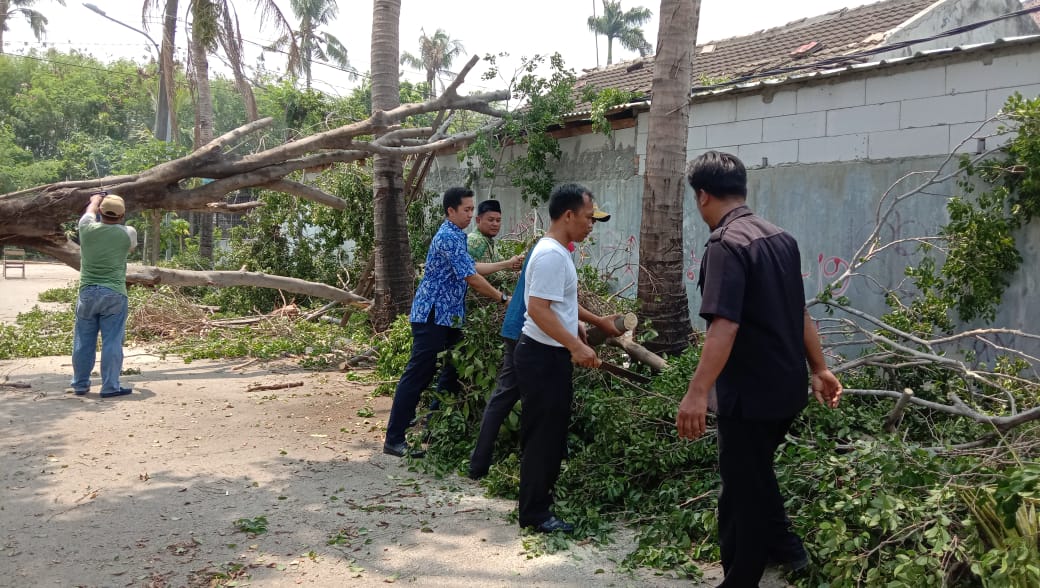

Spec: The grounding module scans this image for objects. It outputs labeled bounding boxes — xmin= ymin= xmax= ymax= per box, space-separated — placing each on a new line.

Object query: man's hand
xmin=89 ymin=194 xmax=104 ymax=205
xmin=508 ymin=254 xmax=524 ymax=271
xmin=596 ymin=314 xmax=624 ymax=338
xmin=569 ymin=342 xmax=600 ymax=368
xmin=677 ymin=384 xmax=709 ymax=439
xmin=578 ymin=323 xmax=588 ymax=344
xmin=811 ymin=369 xmax=843 ymax=408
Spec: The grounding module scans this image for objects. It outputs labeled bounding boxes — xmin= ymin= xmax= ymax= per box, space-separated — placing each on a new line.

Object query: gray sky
xmin=4 ymin=0 xmax=863 ymax=96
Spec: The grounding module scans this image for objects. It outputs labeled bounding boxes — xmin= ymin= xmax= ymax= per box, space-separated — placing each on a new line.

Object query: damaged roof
xmin=572 ymin=0 xmax=938 ymax=109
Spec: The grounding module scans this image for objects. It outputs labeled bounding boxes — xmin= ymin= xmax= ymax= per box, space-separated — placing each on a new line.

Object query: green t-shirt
xmin=78 ymin=214 xmax=135 ymax=296
xmin=467 ymin=230 xmax=499 ymax=263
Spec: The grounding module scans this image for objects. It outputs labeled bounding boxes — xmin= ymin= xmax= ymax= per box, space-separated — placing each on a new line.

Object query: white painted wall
xmin=630 ymin=39 xmax=1040 ymax=171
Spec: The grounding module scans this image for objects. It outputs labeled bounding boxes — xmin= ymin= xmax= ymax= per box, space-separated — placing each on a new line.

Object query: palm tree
xmin=180 ymin=0 xmax=292 ymax=259
xmin=400 ymin=28 xmax=465 ymax=99
xmin=0 ymin=0 xmax=66 ymax=54
xmin=370 ymin=0 xmax=414 ymax=330
xmin=636 ymin=0 xmax=699 ymax=353
xmin=267 ymin=0 xmax=350 ymax=90
xmin=587 ymin=0 xmax=653 ymax=65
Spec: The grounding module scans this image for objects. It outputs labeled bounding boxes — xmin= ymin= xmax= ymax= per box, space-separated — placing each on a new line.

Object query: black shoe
xmin=467 ymin=468 xmax=488 ymax=481
xmin=382 ymin=441 xmax=425 ymax=458
xmin=533 ymin=516 xmax=574 ymax=534
xmin=100 ymin=387 xmax=132 ymax=398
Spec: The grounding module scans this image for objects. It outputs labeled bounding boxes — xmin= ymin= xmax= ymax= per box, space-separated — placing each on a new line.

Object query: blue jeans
xmin=71 ymin=285 xmax=129 ymax=394
xmin=384 ymin=319 xmax=463 ymax=445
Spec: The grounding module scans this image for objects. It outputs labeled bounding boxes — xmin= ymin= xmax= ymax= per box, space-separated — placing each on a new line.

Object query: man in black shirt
xmin=677 ymin=151 xmax=842 ymax=586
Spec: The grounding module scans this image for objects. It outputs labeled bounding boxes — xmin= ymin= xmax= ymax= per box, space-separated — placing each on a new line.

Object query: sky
xmin=2 ymin=0 xmax=869 ymax=96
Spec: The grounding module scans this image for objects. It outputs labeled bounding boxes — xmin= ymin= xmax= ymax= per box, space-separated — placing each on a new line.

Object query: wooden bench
xmin=2 ymin=247 xmax=26 ymax=279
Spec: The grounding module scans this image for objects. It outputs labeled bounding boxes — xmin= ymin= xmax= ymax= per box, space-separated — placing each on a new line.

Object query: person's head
xmin=442 ymin=187 xmax=475 ymax=229
xmin=474 ymin=199 xmax=502 ymax=238
xmin=686 ymin=151 xmax=747 ymax=227
xmin=548 ymin=183 xmax=598 ymax=244
xmin=99 ymin=194 xmax=126 ymax=224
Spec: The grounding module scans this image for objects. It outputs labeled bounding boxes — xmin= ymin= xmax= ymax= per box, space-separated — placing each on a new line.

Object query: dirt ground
xmin=1 ymin=265 xmax=789 ymax=587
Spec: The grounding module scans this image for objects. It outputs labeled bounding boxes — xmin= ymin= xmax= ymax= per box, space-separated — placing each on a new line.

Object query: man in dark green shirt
xmin=70 ymin=193 xmax=137 ymax=398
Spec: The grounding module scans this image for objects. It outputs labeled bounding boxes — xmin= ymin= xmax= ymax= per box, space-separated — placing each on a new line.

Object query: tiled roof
xmin=572 ymin=0 xmax=938 ymax=110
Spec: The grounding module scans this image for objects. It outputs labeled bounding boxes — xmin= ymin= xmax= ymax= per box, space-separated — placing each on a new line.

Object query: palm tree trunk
xmin=636 ymin=0 xmax=700 ymax=354
xmin=607 ymin=36 xmax=613 ymax=65
xmin=190 ymin=33 xmax=216 ymax=262
xmin=370 ymin=0 xmax=414 ymax=331
xmin=427 ymin=69 xmax=436 ymax=99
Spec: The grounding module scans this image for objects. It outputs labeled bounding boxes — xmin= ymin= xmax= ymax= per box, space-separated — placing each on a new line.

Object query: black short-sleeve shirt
xmin=698 ymin=205 xmax=809 ymax=420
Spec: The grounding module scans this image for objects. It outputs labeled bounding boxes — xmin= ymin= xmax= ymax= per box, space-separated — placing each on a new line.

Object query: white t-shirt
xmin=521 ymin=237 xmax=578 ymax=347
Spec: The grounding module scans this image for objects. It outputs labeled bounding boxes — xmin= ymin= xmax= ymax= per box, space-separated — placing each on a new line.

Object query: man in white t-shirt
xmin=514 ymin=183 xmax=608 ymax=534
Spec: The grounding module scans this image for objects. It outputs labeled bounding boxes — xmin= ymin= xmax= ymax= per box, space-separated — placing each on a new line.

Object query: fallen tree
xmin=0 ymin=56 xmax=508 ymax=305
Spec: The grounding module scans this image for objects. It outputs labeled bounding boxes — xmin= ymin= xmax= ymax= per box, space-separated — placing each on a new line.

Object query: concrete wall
xmin=426 ymin=38 xmax=1040 ymax=338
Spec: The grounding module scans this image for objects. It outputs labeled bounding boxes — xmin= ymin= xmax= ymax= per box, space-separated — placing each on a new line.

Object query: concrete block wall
xmin=630 ymin=41 xmax=1040 ymax=168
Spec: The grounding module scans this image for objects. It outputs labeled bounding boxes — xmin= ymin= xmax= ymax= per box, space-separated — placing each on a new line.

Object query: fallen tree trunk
xmin=127 ymin=266 xmax=370 ymax=307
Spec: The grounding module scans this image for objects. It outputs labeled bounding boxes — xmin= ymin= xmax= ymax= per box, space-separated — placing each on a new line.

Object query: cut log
xmin=606 ymin=336 xmax=668 ymax=372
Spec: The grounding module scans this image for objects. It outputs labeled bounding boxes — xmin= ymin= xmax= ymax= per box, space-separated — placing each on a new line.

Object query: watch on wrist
xmin=500 ymin=292 xmax=509 ymax=304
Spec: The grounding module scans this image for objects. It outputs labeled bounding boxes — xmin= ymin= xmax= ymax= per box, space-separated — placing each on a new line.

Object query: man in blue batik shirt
xmin=383 ymin=187 xmax=520 ymax=458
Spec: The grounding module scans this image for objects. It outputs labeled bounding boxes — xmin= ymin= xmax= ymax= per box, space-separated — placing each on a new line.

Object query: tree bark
xmin=189 ymin=26 xmax=216 ymax=262
xmin=369 ymin=0 xmax=415 ymax=332
xmin=636 ymin=0 xmax=699 ymax=354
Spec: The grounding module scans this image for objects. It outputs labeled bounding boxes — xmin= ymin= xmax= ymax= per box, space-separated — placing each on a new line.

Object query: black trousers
xmin=514 ymin=334 xmax=573 ymax=528
xmin=716 ymin=414 xmax=803 ymax=587
xmin=470 ymin=337 xmax=519 ymax=476
xmin=384 ymin=317 xmax=463 ymax=446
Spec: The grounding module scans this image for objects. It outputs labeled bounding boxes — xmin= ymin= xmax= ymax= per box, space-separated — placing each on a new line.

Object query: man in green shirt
xmin=70 ymin=193 xmax=137 ymax=398
xmin=467 ymin=199 xmax=504 ymax=263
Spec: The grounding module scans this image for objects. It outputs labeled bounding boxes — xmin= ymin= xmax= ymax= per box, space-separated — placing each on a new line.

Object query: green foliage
xmin=233 ymin=515 xmax=268 ymax=535
xmin=0 ymin=306 xmax=75 ymax=359
xmin=581 ymin=87 xmax=642 ymax=135
xmin=162 ymin=318 xmax=351 ymax=368
xmin=37 ymin=282 xmax=79 ymax=303
xmin=464 ymin=53 xmax=577 ymax=204
xmin=374 ymin=314 xmax=416 ymax=396
xmin=896 ymin=94 xmax=1040 ymax=324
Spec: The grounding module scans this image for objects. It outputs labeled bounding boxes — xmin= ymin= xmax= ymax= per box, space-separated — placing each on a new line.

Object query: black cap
xmin=477 ymin=200 xmax=501 ymax=215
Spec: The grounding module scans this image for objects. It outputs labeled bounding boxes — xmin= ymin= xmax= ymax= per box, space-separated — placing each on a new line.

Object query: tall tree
xmin=184 ymin=0 xmax=291 ymax=259
xmin=400 ymin=28 xmax=465 ymax=99
xmin=587 ymin=0 xmax=653 ymax=65
xmin=370 ymin=0 xmax=414 ymax=330
xmin=0 ymin=0 xmax=65 ymax=54
xmin=636 ymin=0 xmax=698 ymax=354
xmin=267 ymin=0 xmax=350 ymax=90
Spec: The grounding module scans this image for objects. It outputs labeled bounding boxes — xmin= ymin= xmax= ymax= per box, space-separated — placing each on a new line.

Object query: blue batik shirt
xmin=409 ymin=219 xmax=477 ymax=327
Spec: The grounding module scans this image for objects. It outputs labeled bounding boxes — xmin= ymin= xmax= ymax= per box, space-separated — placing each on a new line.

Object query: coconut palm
xmin=370 ymin=0 xmax=414 ymax=330
xmin=587 ymin=0 xmax=653 ymax=65
xmin=400 ymin=28 xmax=466 ymax=99
xmin=267 ymin=0 xmax=350 ymax=90
xmin=636 ymin=0 xmax=700 ymax=353
xmin=0 ymin=0 xmax=66 ymax=54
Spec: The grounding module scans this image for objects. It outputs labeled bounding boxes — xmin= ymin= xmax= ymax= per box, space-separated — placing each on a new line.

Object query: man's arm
xmin=126 ymin=226 xmax=138 ymax=253
xmin=475 ymin=254 xmax=523 ymax=276
xmin=677 ymin=317 xmax=739 ymax=440
xmin=464 ymin=272 xmax=508 ymax=303
xmin=578 ymin=307 xmax=623 ymax=338
xmin=804 ymin=310 xmax=842 ymax=408
xmin=527 ymin=296 xmax=599 ymax=368
xmin=79 ymin=194 xmax=104 ymax=227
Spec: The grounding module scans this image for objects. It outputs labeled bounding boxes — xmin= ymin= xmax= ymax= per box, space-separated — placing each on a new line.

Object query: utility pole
xmin=82 ymin=3 xmax=171 ymax=141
